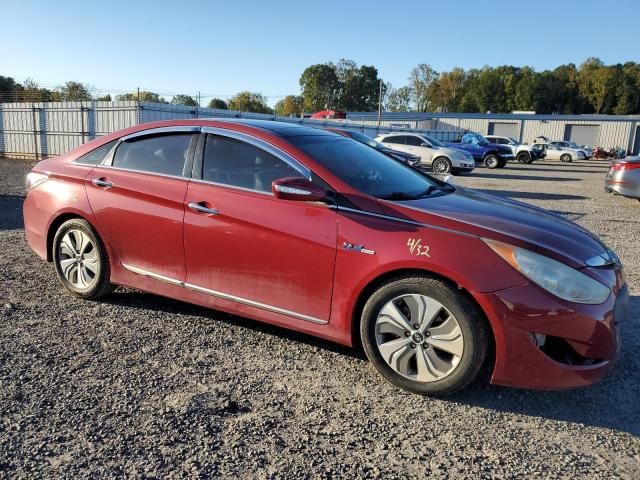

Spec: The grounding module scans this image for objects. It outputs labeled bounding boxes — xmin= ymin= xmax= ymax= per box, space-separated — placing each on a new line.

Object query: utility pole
xmin=377 ymin=79 xmax=383 ymax=127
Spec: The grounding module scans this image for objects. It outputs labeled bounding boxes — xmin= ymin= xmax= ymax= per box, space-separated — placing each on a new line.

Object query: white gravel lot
xmin=0 ymin=156 xmax=638 ymax=479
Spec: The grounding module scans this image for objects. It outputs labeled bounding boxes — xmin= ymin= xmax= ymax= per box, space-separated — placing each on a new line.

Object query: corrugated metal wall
xmin=2 ymin=101 xmax=639 ymax=158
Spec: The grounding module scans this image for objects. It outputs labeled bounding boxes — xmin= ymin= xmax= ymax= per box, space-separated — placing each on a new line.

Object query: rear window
xmin=74 ymin=140 xmax=117 ymax=165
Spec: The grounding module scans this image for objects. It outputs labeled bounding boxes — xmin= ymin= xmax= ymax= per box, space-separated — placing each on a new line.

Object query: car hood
xmin=379 ymin=186 xmax=606 ymax=268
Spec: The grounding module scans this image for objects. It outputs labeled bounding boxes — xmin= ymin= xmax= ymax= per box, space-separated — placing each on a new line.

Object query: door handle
xmin=188 ymin=202 xmax=219 ymax=216
xmin=92 ymin=178 xmax=113 ymax=188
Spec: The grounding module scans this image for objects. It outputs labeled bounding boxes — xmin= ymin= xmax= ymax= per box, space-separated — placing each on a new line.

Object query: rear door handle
xmin=188 ymin=202 xmax=219 ymax=216
xmin=92 ymin=178 xmax=113 ymax=188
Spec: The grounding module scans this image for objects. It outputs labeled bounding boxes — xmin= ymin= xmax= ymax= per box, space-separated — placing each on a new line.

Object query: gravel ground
xmin=0 ymin=156 xmax=639 ymax=479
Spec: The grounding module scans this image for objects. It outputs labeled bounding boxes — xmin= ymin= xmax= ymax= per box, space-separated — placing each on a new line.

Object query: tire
xmin=360 ymin=275 xmax=490 ymax=396
xmin=431 ymin=157 xmax=452 ymax=174
xmin=560 ymin=153 xmax=572 ymax=163
xmin=484 ymin=154 xmax=499 ymax=169
xmin=52 ymin=218 xmax=115 ymax=299
xmin=516 ymin=152 xmax=531 ymax=164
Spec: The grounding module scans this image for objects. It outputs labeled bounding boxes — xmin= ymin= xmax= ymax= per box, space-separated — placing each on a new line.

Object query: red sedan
xmin=23 ymin=119 xmax=629 ymax=395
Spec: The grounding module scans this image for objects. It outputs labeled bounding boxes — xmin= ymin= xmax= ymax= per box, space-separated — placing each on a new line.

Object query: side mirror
xmin=272 ymin=177 xmax=327 ymax=202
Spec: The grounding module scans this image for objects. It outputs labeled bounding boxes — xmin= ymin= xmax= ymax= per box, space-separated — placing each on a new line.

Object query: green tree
xmin=207 ymin=98 xmax=228 ymax=109
xmin=408 ymin=64 xmax=439 ymax=111
xmin=57 ymin=81 xmax=93 ymax=101
xmin=171 ymin=94 xmax=198 ymax=106
xmin=299 ymin=63 xmax=340 ymax=112
xmin=434 ymin=67 xmax=465 ymax=111
xmin=228 ymin=91 xmax=272 ymax=113
xmin=274 ymin=95 xmax=304 ymax=116
xmin=96 ymin=94 xmax=112 ymax=101
xmin=116 ymin=91 xmax=167 ymax=103
xmin=385 ymin=85 xmax=413 ymax=112
xmin=334 ymin=59 xmax=382 ymax=111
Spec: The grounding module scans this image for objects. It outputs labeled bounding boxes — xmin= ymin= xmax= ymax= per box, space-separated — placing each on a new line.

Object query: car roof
xmin=215 ymin=118 xmax=335 ymax=137
xmin=378 ymin=132 xmax=422 ymax=137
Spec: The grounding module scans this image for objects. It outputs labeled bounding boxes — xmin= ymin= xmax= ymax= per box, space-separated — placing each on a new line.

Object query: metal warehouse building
xmin=347 ymin=112 xmax=640 ymax=154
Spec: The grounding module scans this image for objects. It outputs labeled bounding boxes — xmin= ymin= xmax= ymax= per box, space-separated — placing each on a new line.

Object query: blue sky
xmin=2 ymin=0 xmax=639 ymax=105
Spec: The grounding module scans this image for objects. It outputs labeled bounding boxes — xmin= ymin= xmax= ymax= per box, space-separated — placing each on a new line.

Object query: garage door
xmin=488 ymin=122 xmax=518 ymax=138
xmin=564 ymin=124 xmax=599 ymax=147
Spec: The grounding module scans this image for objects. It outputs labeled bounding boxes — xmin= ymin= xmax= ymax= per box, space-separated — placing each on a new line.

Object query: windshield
xmin=287 ymin=135 xmax=449 ymax=200
xmin=347 ymin=130 xmax=387 ymax=149
xmin=463 ymin=133 xmax=489 ymax=146
xmin=422 ymin=134 xmax=445 ymax=147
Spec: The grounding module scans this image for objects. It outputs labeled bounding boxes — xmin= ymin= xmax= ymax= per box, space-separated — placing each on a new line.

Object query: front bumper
xmin=473 ymin=275 xmax=627 ymax=390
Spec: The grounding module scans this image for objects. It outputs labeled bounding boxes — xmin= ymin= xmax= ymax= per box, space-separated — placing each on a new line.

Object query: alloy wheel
xmin=375 ymin=294 xmax=464 ymax=382
xmin=58 ymin=229 xmax=99 ymax=289
xmin=433 ymin=159 xmax=450 ymax=174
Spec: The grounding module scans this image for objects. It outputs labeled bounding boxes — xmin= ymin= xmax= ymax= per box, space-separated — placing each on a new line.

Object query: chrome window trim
xmin=120 ymin=126 xmax=201 ymax=142
xmin=189 ymin=177 xmax=273 ymax=196
xmin=201 ymin=126 xmax=312 ymax=180
xmin=121 ymin=263 xmax=328 ymax=325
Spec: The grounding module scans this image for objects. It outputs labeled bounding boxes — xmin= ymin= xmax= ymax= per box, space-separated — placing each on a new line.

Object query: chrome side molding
xmin=121 ymin=263 xmax=328 ymax=325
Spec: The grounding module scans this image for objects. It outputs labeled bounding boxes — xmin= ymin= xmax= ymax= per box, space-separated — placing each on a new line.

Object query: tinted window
xmin=203 ymin=135 xmax=299 ymax=192
xmin=286 ymin=135 xmax=448 ymax=200
xmin=112 ymin=133 xmax=193 ymax=176
xmin=383 ymin=136 xmax=405 ymax=145
xmin=405 ymin=136 xmax=423 ymax=146
xmin=75 ymin=140 xmax=117 ymax=165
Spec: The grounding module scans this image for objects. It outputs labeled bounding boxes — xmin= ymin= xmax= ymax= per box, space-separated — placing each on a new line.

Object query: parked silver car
xmin=605 ymin=156 xmax=640 ymax=200
xmin=533 ymin=142 xmax=586 ymax=162
xmin=551 ymin=141 xmax=593 ymax=159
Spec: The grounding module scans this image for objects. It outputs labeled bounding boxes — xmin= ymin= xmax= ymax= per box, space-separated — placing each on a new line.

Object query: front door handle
xmin=188 ymin=202 xmax=219 ymax=216
xmin=92 ymin=178 xmax=113 ymax=188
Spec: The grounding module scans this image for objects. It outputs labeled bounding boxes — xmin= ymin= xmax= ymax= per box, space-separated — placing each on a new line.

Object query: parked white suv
xmin=485 ymin=135 xmax=537 ymax=164
xmin=375 ymin=133 xmax=475 ymax=174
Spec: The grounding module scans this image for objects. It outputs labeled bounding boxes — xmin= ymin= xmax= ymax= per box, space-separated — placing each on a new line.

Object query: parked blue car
xmin=445 ymin=133 xmax=515 ymax=169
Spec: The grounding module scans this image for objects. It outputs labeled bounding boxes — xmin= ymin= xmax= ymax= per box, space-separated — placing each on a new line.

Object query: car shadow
xmin=101 ymin=289 xmax=366 ymax=360
xmin=469 ymin=172 xmax=580 ymax=182
xmin=101 ymin=289 xmax=639 ymax=436
xmin=0 ymin=194 xmax=24 ymax=230
xmin=476 ymin=189 xmax=589 ymax=201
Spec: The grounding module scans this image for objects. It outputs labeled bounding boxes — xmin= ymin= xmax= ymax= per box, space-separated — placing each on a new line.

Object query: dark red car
xmin=23 ymin=119 xmax=628 ymax=395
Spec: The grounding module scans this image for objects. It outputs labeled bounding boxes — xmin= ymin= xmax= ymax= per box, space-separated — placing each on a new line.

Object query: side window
xmin=405 ymin=136 xmax=423 ymax=146
xmin=112 ymin=133 xmax=194 ymax=176
xmin=75 ymin=140 xmax=117 ymax=165
xmin=202 ymin=134 xmax=300 ymax=193
xmin=487 ymin=137 xmax=497 ymax=144
xmin=383 ymin=136 xmax=404 ymax=145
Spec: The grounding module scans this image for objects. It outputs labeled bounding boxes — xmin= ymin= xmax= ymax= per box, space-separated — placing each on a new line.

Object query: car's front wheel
xmin=360 ymin=276 xmax=490 ymax=395
xmin=53 ymin=218 xmax=115 ymax=299
xmin=484 ymin=154 xmax=499 ymax=169
xmin=432 ymin=157 xmax=452 ymax=174
xmin=517 ymin=152 xmax=531 ymax=164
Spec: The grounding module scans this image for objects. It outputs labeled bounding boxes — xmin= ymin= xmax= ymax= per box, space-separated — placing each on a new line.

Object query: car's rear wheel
xmin=360 ymin=276 xmax=490 ymax=395
xmin=517 ymin=152 xmax=531 ymax=164
xmin=484 ymin=154 xmax=499 ymax=169
xmin=432 ymin=157 xmax=452 ymax=174
xmin=53 ymin=218 xmax=115 ymax=299
xmin=560 ymin=153 xmax=572 ymax=163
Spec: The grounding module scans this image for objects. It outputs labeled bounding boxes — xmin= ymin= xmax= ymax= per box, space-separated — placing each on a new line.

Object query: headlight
xmin=483 ymin=239 xmax=610 ymax=304
xmin=25 ymin=171 xmax=49 ymax=192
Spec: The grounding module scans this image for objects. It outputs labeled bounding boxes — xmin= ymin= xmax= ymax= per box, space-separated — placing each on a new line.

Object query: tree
xmin=385 ymin=85 xmax=413 ymax=112
xmin=299 ymin=63 xmax=340 ymax=112
xmin=332 ymin=59 xmax=382 ymax=111
xmin=408 ymin=64 xmax=439 ymax=111
xmin=96 ymin=94 xmax=112 ymax=101
xmin=274 ymin=95 xmax=304 ymax=116
xmin=116 ymin=91 xmax=167 ymax=103
xmin=57 ymin=81 xmax=93 ymax=101
xmin=434 ymin=67 xmax=465 ymax=111
xmin=207 ymin=98 xmax=228 ymax=109
xmin=171 ymin=94 xmax=197 ymax=106
xmin=228 ymin=91 xmax=272 ymax=113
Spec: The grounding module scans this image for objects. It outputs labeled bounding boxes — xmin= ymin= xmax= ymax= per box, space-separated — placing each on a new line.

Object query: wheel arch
xmin=46 ymin=211 xmax=100 ymax=262
xmin=349 ymin=268 xmax=496 ymax=367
